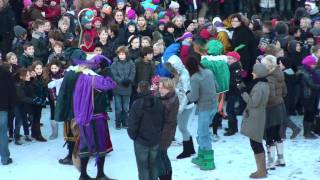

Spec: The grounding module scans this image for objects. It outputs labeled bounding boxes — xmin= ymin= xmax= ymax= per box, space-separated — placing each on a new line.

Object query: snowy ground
xmin=1 ymin=107 xmax=320 ymax=180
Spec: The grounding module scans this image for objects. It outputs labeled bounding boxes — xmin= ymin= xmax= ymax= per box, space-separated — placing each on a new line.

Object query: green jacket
xmin=201 ymin=55 xmax=230 ymax=93
xmin=19 ymin=54 xmax=33 ymax=68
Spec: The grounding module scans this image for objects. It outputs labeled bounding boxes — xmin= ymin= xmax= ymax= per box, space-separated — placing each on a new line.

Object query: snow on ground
xmin=1 ymin=108 xmax=320 ymax=180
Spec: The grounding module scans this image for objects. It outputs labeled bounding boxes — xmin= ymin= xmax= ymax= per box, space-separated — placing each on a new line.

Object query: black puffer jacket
xmin=228 ymin=61 xmax=242 ymax=96
xmin=300 ymin=66 xmax=320 ymax=100
xmin=128 ymin=91 xmax=165 ymax=147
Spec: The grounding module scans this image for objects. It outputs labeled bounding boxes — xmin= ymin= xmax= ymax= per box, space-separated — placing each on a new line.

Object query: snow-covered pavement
xmin=1 ymin=108 xmax=320 ymax=180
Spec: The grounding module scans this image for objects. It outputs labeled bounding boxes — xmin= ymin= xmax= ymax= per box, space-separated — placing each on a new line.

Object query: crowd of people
xmin=1 ymin=0 xmax=320 ymax=179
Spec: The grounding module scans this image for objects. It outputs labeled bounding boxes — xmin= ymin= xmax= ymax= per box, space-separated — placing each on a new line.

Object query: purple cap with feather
xmin=74 ymin=55 xmax=112 ymax=69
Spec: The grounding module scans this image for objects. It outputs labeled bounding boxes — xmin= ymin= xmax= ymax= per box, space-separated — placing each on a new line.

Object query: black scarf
xmin=245 ymin=77 xmax=268 ymax=93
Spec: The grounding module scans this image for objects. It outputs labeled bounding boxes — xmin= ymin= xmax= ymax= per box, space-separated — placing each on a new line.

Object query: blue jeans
xmin=114 ymin=95 xmax=130 ymax=125
xmin=134 ymin=141 xmax=159 ymax=180
xmin=0 ymin=111 xmax=10 ymax=164
xmin=197 ymin=109 xmax=215 ymax=151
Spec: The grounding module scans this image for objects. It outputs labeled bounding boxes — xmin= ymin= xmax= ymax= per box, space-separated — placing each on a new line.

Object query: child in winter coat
xmin=30 ymin=61 xmax=47 ymax=142
xmin=177 ymin=32 xmax=193 ymax=66
xmin=12 ymin=25 xmax=28 ymax=57
xmin=58 ymin=17 xmax=74 ymax=43
xmin=111 ymin=46 xmax=136 ymax=129
xmin=127 ymin=35 xmax=141 ymax=62
xmin=14 ymin=68 xmax=36 ymax=145
xmin=31 ymin=19 xmax=49 ymax=65
xmin=6 ymin=52 xmax=21 ymax=73
xmin=224 ymin=51 xmax=243 ymax=136
xmin=48 ymin=41 xmax=66 ymax=63
xmin=44 ymin=59 xmax=64 ymax=139
xmin=19 ymin=42 xmax=35 ymax=68
xmin=300 ymin=55 xmax=320 ymax=139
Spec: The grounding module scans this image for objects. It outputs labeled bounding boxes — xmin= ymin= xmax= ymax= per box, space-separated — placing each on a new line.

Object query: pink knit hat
xmin=302 ymin=55 xmax=317 ymax=67
xmin=226 ymin=51 xmax=241 ymax=61
xmin=127 ymin=9 xmax=136 ymax=20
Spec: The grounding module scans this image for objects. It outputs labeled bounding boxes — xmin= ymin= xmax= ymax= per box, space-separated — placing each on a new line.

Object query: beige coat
xmin=240 ymin=81 xmax=270 ymax=143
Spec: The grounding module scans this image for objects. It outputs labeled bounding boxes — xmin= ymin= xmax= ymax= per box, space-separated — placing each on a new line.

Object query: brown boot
xmin=250 ymin=153 xmax=267 ymax=179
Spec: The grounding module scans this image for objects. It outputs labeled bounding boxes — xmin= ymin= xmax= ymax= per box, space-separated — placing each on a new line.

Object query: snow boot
xmin=275 ymin=141 xmax=286 ymax=167
xmin=267 ymin=145 xmax=276 ymax=170
xmin=303 ymin=122 xmax=317 ymax=139
xmin=159 ymin=171 xmax=172 ymax=180
xmin=249 ymin=153 xmax=267 ymax=179
xmin=192 ymin=148 xmax=205 ymax=166
xmin=176 ymin=137 xmax=196 ymax=159
xmin=287 ymin=120 xmax=301 ymax=139
xmin=49 ymin=121 xmax=58 ymax=140
xmin=199 ymin=150 xmax=215 ymax=170
xmin=59 ymin=142 xmax=74 ymax=165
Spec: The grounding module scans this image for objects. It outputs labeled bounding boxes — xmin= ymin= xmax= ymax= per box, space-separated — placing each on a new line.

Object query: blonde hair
xmin=153 ymin=41 xmax=165 ymax=53
xmin=261 ymin=55 xmax=277 ymax=73
xmin=159 ymin=77 xmax=175 ymax=91
xmin=58 ymin=18 xmax=70 ymax=29
xmin=172 ymin=15 xmax=184 ymax=24
xmin=6 ymin=52 xmax=17 ymax=61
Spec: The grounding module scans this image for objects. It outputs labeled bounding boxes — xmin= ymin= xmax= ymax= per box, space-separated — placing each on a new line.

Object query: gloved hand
xmin=121 ymin=79 xmax=131 ymax=87
xmin=32 ymin=97 xmax=42 ymax=105
xmin=236 ymin=82 xmax=247 ymax=93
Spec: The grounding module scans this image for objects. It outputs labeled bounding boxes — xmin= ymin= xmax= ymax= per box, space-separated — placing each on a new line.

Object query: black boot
xmin=287 ymin=119 xmax=301 ymax=139
xmin=79 ymin=157 xmax=93 ymax=180
xmin=304 ymin=122 xmax=317 ymax=139
xmin=176 ymin=137 xmax=195 ymax=159
xmin=159 ymin=171 xmax=172 ymax=180
xmin=96 ymin=157 xmax=116 ymax=180
xmin=59 ymin=142 xmax=74 ymax=165
xmin=313 ymin=116 xmax=320 ymax=135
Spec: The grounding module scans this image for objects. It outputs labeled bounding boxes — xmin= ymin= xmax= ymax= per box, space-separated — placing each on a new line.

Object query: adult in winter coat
xmin=111 ymin=46 xmax=136 ymax=129
xmin=128 ymin=81 xmax=165 ymax=180
xmin=0 ymin=65 xmax=15 ymax=165
xmin=261 ymin=55 xmax=287 ymax=170
xmin=278 ymin=57 xmax=301 ymax=139
xmin=186 ymin=55 xmax=217 ymax=171
xmin=300 ymin=55 xmax=320 ymax=139
xmin=0 ymin=0 xmax=16 ymax=57
xmin=240 ymin=63 xmax=270 ymax=179
xmin=230 ymin=14 xmax=257 ymax=83
xmin=157 ymin=78 xmax=179 ymax=180
xmin=165 ymin=55 xmax=195 ymax=159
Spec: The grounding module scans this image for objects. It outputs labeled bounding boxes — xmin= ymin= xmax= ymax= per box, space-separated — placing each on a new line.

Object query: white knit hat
xmin=169 ymin=1 xmax=180 ymax=9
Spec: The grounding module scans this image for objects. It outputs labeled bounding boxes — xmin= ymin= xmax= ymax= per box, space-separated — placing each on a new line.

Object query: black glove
xmin=121 ymin=79 xmax=131 ymax=87
xmin=236 ymin=82 xmax=247 ymax=93
xmin=32 ymin=97 xmax=42 ymax=105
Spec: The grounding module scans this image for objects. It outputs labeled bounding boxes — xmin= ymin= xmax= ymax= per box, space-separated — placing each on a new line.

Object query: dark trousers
xmin=7 ymin=109 xmax=14 ymax=137
xmin=226 ymin=95 xmax=239 ymax=132
xmin=250 ymin=139 xmax=264 ymax=154
xmin=134 ymin=141 xmax=159 ymax=180
xmin=303 ymin=98 xmax=317 ymax=123
xmin=265 ymin=125 xmax=281 ymax=146
xmin=49 ymin=98 xmax=55 ymax=120
xmin=14 ymin=106 xmax=29 ymax=137
xmin=31 ymin=106 xmax=42 ymax=137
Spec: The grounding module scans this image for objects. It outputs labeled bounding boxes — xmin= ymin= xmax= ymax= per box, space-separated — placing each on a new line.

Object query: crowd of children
xmin=1 ymin=0 xmax=320 ymax=179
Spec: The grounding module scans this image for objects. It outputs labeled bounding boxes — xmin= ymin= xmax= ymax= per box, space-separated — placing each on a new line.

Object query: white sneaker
xmin=213 ymin=134 xmax=220 ymax=142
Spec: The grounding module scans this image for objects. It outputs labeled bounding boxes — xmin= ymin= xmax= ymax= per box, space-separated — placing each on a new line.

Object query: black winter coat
xmin=0 ymin=66 xmax=16 ymax=111
xmin=163 ymin=32 xmax=175 ymax=47
xmin=228 ymin=61 xmax=242 ymax=96
xmin=231 ymin=26 xmax=257 ymax=72
xmin=283 ymin=68 xmax=298 ymax=114
xmin=300 ymin=66 xmax=320 ymax=100
xmin=31 ymin=32 xmax=49 ymax=65
xmin=0 ymin=5 xmax=16 ymax=55
xmin=128 ymin=91 xmax=165 ymax=147
xmin=15 ymin=81 xmax=34 ymax=113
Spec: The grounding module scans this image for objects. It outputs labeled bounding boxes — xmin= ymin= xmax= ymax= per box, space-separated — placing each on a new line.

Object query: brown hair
xmin=116 ymin=46 xmax=128 ymax=56
xmin=159 ymin=77 xmax=175 ymax=91
xmin=32 ymin=19 xmax=45 ymax=30
xmin=52 ymin=41 xmax=64 ymax=49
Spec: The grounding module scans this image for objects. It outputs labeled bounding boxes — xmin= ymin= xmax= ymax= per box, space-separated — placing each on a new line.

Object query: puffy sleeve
xmin=93 ymin=76 xmax=117 ymax=91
